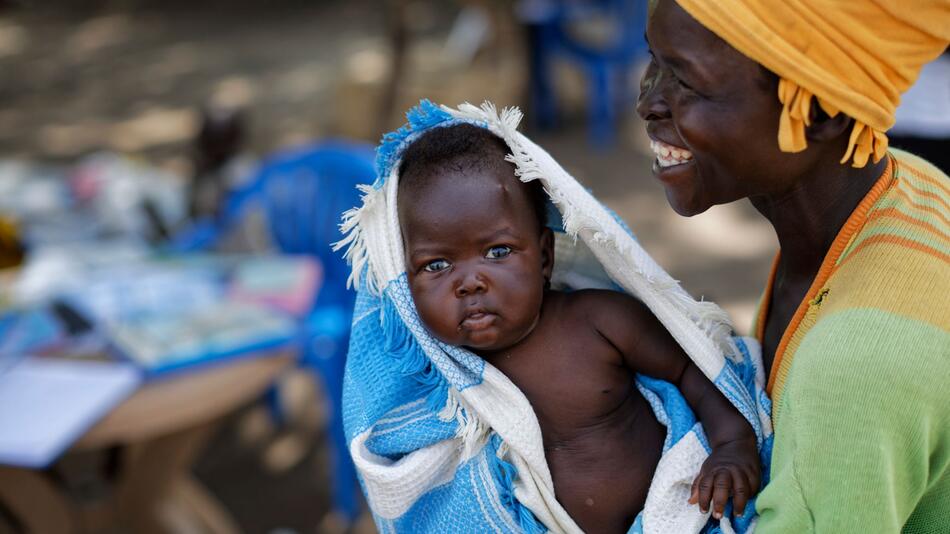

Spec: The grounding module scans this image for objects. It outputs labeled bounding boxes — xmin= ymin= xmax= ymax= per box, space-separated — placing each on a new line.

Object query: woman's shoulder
xmin=890 ymin=148 xmax=949 ymax=186
xmin=861 ymin=149 xmax=950 ymax=249
xmin=821 ymin=151 xmax=950 ymax=333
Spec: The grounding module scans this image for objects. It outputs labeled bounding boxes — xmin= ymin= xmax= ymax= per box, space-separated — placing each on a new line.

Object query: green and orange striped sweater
xmin=754 ymin=150 xmax=950 ymax=533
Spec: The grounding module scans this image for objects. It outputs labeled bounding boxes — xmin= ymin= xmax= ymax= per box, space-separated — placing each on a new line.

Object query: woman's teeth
xmin=650 ymin=139 xmax=694 ymax=168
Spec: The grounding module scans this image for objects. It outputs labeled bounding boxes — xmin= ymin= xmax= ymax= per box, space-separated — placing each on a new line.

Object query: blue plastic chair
xmin=171 ymin=139 xmax=374 ymax=524
xmin=526 ymin=0 xmax=650 ymax=145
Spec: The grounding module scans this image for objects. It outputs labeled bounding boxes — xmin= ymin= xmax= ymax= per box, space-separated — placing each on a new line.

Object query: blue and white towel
xmin=337 ymin=101 xmax=773 ymax=534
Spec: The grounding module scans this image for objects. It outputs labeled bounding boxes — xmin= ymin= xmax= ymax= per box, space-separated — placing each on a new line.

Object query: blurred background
xmin=0 ymin=1 xmax=780 ymax=533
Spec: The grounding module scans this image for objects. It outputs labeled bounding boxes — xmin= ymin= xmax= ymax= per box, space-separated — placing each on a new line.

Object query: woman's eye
xmin=423 ymin=259 xmax=450 ymax=272
xmin=675 ymin=75 xmax=693 ymax=91
xmin=672 ymin=72 xmax=702 ymax=95
xmin=485 ymin=245 xmax=511 ymax=259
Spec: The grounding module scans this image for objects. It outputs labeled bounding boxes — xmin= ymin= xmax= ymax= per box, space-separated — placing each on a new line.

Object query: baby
xmin=397 ymin=123 xmax=760 ymax=533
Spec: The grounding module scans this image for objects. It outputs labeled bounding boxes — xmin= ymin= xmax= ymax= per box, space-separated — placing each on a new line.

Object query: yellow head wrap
xmin=673 ymin=0 xmax=950 ymax=167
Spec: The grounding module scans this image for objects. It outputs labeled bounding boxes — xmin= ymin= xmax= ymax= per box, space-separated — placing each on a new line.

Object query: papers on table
xmin=0 ymin=254 xmax=314 ymax=467
xmin=0 ymin=358 xmax=141 ymax=468
xmin=27 ymin=255 xmax=314 ymax=376
xmin=108 ymin=301 xmax=297 ymax=375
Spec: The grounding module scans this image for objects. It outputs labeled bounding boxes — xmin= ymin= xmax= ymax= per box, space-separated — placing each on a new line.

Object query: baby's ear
xmin=539 ymin=227 xmax=555 ymax=284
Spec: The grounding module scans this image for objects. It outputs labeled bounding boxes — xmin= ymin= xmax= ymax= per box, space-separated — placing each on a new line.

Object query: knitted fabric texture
xmin=338 ymin=101 xmax=773 ymax=533
xmin=674 ymin=0 xmax=950 ymax=168
xmin=752 ymin=150 xmax=950 ymax=532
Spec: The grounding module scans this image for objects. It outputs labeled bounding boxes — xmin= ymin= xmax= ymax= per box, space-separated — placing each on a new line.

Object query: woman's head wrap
xmin=673 ymin=0 xmax=950 ymax=167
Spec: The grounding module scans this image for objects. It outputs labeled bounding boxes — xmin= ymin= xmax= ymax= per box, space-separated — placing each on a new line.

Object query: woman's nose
xmin=454 ymin=270 xmax=487 ymax=297
xmin=636 ymin=62 xmax=672 ymax=121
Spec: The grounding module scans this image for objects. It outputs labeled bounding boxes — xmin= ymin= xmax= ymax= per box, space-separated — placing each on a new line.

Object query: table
xmin=0 ymin=349 xmax=295 ymax=534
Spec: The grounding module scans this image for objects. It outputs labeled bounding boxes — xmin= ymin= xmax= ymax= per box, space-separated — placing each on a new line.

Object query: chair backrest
xmin=225 ymin=140 xmax=375 ymax=307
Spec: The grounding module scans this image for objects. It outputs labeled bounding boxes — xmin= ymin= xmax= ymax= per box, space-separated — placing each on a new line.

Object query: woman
xmin=637 ymin=0 xmax=949 ymax=531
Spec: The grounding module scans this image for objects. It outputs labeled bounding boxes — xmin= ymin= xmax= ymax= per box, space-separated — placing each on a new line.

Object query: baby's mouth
xmin=459 ymin=310 xmax=497 ymax=331
xmin=650 ymin=138 xmax=694 ymax=168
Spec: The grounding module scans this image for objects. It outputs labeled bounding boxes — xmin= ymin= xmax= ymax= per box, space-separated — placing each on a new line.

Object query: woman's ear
xmin=540 ymin=227 xmax=554 ymax=286
xmin=806 ymin=105 xmax=853 ymax=143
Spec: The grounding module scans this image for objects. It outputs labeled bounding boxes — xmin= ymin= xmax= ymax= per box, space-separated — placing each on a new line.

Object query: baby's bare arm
xmin=579 ymin=290 xmax=760 ymax=517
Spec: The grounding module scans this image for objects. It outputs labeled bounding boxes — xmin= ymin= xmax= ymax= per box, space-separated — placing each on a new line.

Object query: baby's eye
xmin=423 ymin=259 xmax=450 ymax=273
xmin=485 ymin=245 xmax=511 ymax=259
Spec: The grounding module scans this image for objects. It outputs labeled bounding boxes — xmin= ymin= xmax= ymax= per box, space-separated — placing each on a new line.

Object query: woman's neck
xmin=749 ymin=154 xmax=888 ymax=280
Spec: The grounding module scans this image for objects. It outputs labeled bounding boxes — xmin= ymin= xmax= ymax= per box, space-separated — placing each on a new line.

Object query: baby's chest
xmin=492 ymin=344 xmax=635 ymax=421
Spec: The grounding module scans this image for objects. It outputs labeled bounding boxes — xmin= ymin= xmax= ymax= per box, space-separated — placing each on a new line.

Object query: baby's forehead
xmin=400 ymin=160 xmax=528 ymax=205
xmin=398 ymin=165 xmax=536 ymax=230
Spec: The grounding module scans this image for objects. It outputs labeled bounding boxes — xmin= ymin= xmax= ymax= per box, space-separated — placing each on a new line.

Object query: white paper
xmin=0 ymin=358 xmax=141 ymax=468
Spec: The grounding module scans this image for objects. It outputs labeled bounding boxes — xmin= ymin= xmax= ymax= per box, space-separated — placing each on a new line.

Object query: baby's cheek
xmin=415 ymin=297 xmax=460 ymax=343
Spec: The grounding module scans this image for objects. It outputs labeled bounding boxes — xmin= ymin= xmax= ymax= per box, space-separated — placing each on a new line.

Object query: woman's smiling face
xmin=637 ymin=0 xmax=811 ymax=216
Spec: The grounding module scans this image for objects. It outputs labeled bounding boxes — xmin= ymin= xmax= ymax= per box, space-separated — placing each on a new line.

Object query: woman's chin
xmin=651 ymin=159 xmax=710 ymax=216
xmin=664 ymin=187 xmax=711 ymax=217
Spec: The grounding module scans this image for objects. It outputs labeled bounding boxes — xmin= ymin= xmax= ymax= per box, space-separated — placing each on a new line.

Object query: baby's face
xmin=399 ymin=167 xmax=553 ymax=355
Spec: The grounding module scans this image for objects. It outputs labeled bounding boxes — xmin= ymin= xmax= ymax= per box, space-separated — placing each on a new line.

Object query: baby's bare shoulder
xmin=559 ymin=289 xmax=654 ymax=322
xmin=556 ymin=289 xmax=670 ymax=349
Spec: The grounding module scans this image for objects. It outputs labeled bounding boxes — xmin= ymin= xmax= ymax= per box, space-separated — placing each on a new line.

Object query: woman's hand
xmin=689 ymin=436 xmax=761 ymax=519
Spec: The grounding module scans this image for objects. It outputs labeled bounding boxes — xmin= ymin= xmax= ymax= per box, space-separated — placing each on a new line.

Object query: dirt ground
xmin=1 ymin=1 xmax=777 ymax=532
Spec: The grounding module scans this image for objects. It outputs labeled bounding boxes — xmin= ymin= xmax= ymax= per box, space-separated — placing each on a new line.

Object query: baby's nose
xmin=454 ymin=271 xmax=487 ymax=297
